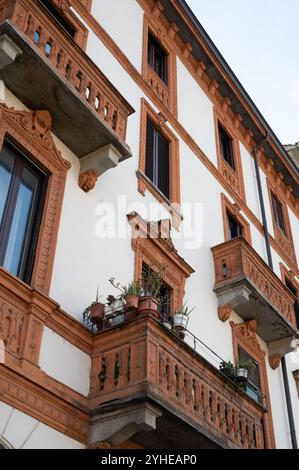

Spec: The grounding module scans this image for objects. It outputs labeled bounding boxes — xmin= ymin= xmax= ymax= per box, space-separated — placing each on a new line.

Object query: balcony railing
xmin=211 ymin=237 xmax=298 ymax=343
xmin=89 ymin=313 xmax=266 ymax=449
xmin=0 ymin=0 xmax=134 ymax=158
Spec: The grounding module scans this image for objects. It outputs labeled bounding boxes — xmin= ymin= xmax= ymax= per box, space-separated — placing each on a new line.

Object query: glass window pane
xmin=3 ymin=167 xmax=38 ymax=276
xmin=0 ymin=144 xmax=15 ymax=225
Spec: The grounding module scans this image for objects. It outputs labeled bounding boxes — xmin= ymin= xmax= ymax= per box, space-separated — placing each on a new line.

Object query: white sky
xmin=186 ymin=0 xmax=299 ymax=144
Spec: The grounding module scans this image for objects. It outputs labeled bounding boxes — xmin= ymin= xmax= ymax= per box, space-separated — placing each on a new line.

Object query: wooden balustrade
xmin=90 ymin=315 xmax=266 ymax=449
xmin=0 ymin=0 xmax=133 ymax=142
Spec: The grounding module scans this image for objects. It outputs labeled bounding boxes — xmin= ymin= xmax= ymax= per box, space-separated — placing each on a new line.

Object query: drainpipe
xmin=252 ymin=134 xmax=273 ymax=270
xmin=252 ymin=134 xmax=298 ymax=449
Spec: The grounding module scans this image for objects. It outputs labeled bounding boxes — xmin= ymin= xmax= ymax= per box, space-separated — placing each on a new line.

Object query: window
xmin=227 ymin=212 xmax=243 ymax=240
xmin=0 ymin=141 xmax=46 ymax=283
xmin=221 ymin=194 xmax=251 ymax=244
xmin=148 ymin=32 xmax=168 ymax=85
xmin=219 ymin=125 xmax=235 ymax=170
xmin=142 ymin=263 xmax=173 ymax=320
xmin=39 ymin=0 xmax=76 ymax=39
xmin=271 ymin=193 xmax=286 ymax=235
xmin=238 ymin=347 xmax=261 ymax=390
xmin=285 ymin=279 xmax=299 ymax=329
xmin=145 ymin=120 xmax=170 ymax=199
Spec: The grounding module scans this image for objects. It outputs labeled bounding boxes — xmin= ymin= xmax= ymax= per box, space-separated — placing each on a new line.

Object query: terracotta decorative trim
xmin=69 ymin=0 xmax=298 ymax=274
xmin=231 ymin=320 xmax=276 ymax=449
xmin=214 ymin=108 xmax=246 ymax=202
xmin=269 ymin=354 xmax=281 ymax=371
xmin=0 ymin=364 xmax=89 ymax=444
xmin=128 ymin=212 xmax=194 ymax=312
xmin=76 ymin=0 xmax=92 ymax=13
xmin=78 ymin=169 xmax=98 ymax=193
xmin=142 ymin=9 xmax=178 ymax=116
xmin=221 ymin=193 xmax=251 ymax=244
xmin=46 ymin=0 xmax=89 ymax=50
xmin=293 ymin=370 xmax=299 ymax=397
xmin=267 ymin=180 xmax=297 ymax=268
xmin=0 ymin=105 xmax=70 ymax=295
xmin=138 ymin=98 xmax=181 ymax=228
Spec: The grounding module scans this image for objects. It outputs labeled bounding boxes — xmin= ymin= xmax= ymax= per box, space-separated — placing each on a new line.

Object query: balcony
xmin=211 ymin=237 xmax=299 ymax=344
xmin=89 ymin=314 xmax=266 ymax=449
xmin=0 ymin=0 xmax=134 ymax=163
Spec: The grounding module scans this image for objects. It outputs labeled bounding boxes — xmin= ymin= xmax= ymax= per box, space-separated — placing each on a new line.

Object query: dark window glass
xmin=39 ymin=0 xmax=76 ymax=39
xmin=227 ymin=212 xmax=243 ymax=240
xmin=145 ymin=120 xmax=169 ymax=199
xmin=219 ymin=125 xmax=235 ymax=170
xmin=0 ymin=141 xmax=46 ymax=283
xmin=271 ymin=194 xmax=286 ymax=235
xmin=238 ymin=347 xmax=261 ymax=390
xmin=148 ymin=33 xmax=168 ymax=85
xmin=285 ymin=279 xmax=299 ymax=329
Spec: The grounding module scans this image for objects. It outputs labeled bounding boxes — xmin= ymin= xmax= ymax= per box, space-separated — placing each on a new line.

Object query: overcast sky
xmin=186 ymin=0 xmax=299 ymax=144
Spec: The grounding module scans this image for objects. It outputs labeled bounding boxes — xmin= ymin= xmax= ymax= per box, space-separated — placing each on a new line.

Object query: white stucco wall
xmin=0 ymin=402 xmax=84 ymax=449
xmin=39 ymin=327 xmax=91 ymax=396
xmin=90 ymin=0 xmax=144 ymax=72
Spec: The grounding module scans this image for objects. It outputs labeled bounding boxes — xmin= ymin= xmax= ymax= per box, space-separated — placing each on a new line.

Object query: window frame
xmin=142 ymin=15 xmax=177 ymax=115
xmin=145 ymin=118 xmax=170 ymax=199
xmin=221 ymin=194 xmax=251 ymax=244
xmin=280 ymin=263 xmax=299 ymax=330
xmin=138 ymin=99 xmax=181 ymax=228
xmin=0 ymin=140 xmax=47 ymax=284
xmin=38 ymin=0 xmax=88 ymax=50
xmin=128 ymin=213 xmax=194 ymax=313
xmin=147 ymin=32 xmax=169 ymax=85
xmin=214 ymin=108 xmax=246 ymax=201
xmin=0 ymin=105 xmax=70 ymax=294
xmin=231 ymin=320 xmax=276 ymax=449
xmin=267 ymin=180 xmax=297 ymax=266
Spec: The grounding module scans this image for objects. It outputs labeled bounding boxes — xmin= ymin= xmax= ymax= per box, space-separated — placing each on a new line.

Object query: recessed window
xmin=0 ymin=141 xmax=46 ymax=283
xmin=219 ymin=125 xmax=235 ymax=170
xmin=238 ymin=347 xmax=261 ymax=388
xmin=148 ymin=32 xmax=168 ymax=85
xmin=145 ymin=120 xmax=170 ymax=199
xmin=39 ymin=0 xmax=76 ymax=39
xmin=271 ymin=193 xmax=286 ymax=235
xmin=227 ymin=212 xmax=243 ymax=240
xmin=142 ymin=263 xmax=173 ymax=321
xmin=285 ymin=279 xmax=299 ymax=329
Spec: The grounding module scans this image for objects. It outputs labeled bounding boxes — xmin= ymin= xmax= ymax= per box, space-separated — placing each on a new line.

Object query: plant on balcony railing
xmin=172 ymin=303 xmax=195 ymax=338
xmin=82 ymin=287 xmax=105 ymax=329
xmin=109 ymin=278 xmax=142 ymax=309
xmin=219 ymin=359 xmax=262 ymax=404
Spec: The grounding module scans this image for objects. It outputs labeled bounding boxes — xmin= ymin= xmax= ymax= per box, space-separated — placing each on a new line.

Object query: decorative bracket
xmin=78 ymin=144 xmax=122 ymax=192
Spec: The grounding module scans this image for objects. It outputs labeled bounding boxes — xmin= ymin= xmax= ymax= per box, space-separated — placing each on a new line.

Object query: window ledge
xmin=136 ymin=170 xmax=182 ymax=229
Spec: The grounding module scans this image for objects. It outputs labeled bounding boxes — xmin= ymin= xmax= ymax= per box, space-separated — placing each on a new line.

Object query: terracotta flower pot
xmin=90 ymin=303 xmax=105 ymax=325
xmin=138 ymin=296 xmax=159 ymax=317
xmin=125 ymin=294 xmax=139 ymax=310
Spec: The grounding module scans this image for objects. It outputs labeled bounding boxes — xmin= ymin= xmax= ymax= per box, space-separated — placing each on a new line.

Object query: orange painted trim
xmin=138 ymin=98 xmax=181 ymax=228
xmin=68 ymin=0 xmax=298 ymax=275
xmin=231 ymin=320 xmax=276 ymax=449
xmin=214 ymin=108 xmax=246 ymax=202
xmin=128 ymin=212 xmax=193 ymax=312
xmin=0 ymin=105 xmax=70 ymax=295
xmin=267 ymin=180 xmax=297 ymax=268
xmin=221 ymin=194 xmax=251 ymax=245
xmin=50 ymin=0 xmax=89 ymax=50
xmin=141 ymin=10 xmax=178 ymax=117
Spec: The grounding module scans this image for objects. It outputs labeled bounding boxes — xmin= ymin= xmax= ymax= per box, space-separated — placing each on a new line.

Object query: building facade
xmin=0 ymin=0 xmax=298 ymax=449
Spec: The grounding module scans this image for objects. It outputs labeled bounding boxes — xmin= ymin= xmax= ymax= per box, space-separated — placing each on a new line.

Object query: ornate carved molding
xmin=78 ymin=170 xmax=98 ymax=192
xmin=218 ymin=304 xmax=232 ymax=323
xmin=269 ymin=354 xmax=281 ymax=371
xmin=231 ymin=320 xmax=276 ymax=449
xmin=0 ymin=104 xmax=71 ymax=295
xmin=128 ymin=212 xmax=194 ymax=312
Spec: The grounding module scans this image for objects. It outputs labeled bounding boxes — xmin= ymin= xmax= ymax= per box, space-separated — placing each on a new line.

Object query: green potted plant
xmin=219 ymin=360 xmax=236 ymax=380
xmin=173 ymin=303 xmax=194 ymax=333
xmin=138 ymin=266 xmax=166 ymax=318
xmin=235 ymin=360 xmax=256 ymax=383
xmin=82 ymin=288 xmax=105 ymax=329
xmin=109 ymin=278 xmax=142 ymax=309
